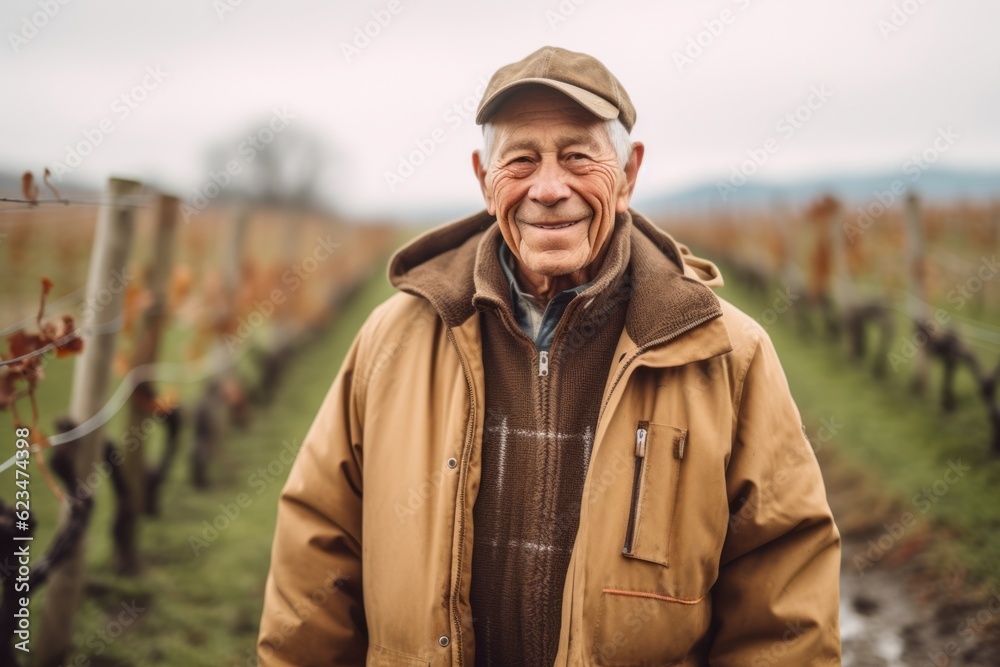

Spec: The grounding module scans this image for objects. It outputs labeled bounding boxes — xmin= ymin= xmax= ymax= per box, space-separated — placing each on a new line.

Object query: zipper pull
xmin=635 ymin=422 xmax=648 ymax=457
xmin=538 ymin=350 xmax=549 ymax=377
xmin=675 ymin=432 xmax=687 ymax=460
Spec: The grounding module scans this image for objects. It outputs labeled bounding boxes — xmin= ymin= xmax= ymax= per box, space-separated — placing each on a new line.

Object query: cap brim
xmin=476 ymin=78 xmax=619 ymax=125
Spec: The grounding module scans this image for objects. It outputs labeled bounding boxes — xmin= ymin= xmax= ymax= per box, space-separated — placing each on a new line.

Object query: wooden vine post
xmin=828 ymin=197 xmax=855 ymax=312
xmin=191 ymin=208 xmax=248 ymax=489
xmin=35 ymin=177 xmax=141 ymax=667
xmin=279 ymin=210 xmax=303 ymax=347
xmin=115 ymin=194 xmax=179 ymax=575
xmin=904 ymin=192 xmax=929 ymax=394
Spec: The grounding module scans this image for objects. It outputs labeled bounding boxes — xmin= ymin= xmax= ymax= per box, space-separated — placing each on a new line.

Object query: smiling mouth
xmin=526 ymin=218 xmax=583 ymax=230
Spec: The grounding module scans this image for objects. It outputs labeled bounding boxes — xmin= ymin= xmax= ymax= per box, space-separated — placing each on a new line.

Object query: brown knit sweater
xmin=469 ymin=215 xmax=633 ymax=666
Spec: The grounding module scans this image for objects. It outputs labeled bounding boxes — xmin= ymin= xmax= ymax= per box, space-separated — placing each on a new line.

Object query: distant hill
xmin=635 ymin=168 xmax=1000 ymax=214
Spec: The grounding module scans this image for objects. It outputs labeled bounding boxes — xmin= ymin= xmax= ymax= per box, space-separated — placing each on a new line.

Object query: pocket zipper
xmin=622 ymin=421 xmax=648 ymax=555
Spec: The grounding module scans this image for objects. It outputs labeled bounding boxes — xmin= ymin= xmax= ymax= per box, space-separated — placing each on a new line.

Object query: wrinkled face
xmin=475 ymin=86 xmax=636 ymax=279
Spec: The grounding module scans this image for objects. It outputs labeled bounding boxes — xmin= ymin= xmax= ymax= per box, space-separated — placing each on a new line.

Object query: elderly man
xmin=258 ymin=46 xmax=841 ymax=666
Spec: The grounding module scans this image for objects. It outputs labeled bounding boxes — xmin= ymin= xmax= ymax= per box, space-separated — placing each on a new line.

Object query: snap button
xmin=447 ymin=457 xmax=457 ymax=469
xmin=438 ymin=635 xmax=450 ymax=647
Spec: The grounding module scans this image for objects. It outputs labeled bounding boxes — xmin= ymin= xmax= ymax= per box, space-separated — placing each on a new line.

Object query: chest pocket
xmin=621 ymin=421 xmax=687 ymax=568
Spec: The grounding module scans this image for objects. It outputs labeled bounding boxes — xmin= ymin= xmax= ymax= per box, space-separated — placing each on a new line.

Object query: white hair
xmin=480 ymin=117 xmax=633 ymax=171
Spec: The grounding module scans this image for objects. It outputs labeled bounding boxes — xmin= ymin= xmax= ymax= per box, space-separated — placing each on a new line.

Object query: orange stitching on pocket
xmin=602 ymin=588 xmax=705 ymax=605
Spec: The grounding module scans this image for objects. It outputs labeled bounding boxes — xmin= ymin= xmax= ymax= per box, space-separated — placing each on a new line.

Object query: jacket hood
xmin=388 ymin=208 xmax=724 ymax=348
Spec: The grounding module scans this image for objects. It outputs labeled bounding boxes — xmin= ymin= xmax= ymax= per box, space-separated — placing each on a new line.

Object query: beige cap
xmin=476 ymin=46 xmax=636 ymax=132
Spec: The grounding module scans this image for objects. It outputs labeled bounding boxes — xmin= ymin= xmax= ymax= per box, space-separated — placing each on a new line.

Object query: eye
xmin=511 ymin=156 xmax=533 ymax=164
xmin=566 ymin=152 xmax=589 ymax=162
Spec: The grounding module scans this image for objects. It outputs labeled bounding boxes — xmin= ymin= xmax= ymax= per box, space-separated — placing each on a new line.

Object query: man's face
xmin=473 ymin=86 xmax=642 ymax=280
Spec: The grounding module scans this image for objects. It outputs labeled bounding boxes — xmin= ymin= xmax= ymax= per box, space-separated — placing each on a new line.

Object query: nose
xmin=527 ymin=158 xmax=572 ymax=208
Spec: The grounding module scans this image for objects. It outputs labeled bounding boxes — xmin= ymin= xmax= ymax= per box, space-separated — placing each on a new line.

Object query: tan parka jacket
xmin=257 ymin=209 xmax=842 ymax=666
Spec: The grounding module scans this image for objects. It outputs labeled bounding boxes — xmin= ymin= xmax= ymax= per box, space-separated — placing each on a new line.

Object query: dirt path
xmin=825 ymin=452 xmax=1000 ymax=666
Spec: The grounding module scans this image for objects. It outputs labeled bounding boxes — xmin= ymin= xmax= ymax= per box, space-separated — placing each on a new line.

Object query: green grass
xmin=713 ymin=267 xmax=1000 ymax=588
xmin=2 ymin=267 xmax=397 ymax=666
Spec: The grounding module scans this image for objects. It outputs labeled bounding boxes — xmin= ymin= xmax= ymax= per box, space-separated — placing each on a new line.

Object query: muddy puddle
xmin=837 ymin=526 xmax=1000 ymax=666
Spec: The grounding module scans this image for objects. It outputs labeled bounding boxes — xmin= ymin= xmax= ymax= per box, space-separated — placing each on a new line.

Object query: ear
xmin=472 ymin=150 xmax=496 ymax=216
xmin=615 ymin=141 xmax=645 ymax=214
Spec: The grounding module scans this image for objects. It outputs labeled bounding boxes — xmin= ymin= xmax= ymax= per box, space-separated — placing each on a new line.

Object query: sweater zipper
xmin=445 ymin=327 xmax=476 ymax=666
xmin=538 ymin=350 xmax=549 ymax=377
xmin=622 ymin=421 xmax=648 ymax=555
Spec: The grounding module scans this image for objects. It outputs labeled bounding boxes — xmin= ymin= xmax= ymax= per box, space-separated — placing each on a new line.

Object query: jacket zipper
xmin=622 ymin=421 xmax=648 ymax=555
xmin=445 ymin=327 xmax=476 ymax=667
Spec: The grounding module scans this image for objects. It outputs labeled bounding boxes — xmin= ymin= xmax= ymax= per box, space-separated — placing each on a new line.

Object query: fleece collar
xmin=388 ymin=208 xmax=726 ymax=352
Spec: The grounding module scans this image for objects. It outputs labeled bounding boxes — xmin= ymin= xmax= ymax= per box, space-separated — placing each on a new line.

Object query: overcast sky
xmin=3 ymin=0 xmax=999 ymax=218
